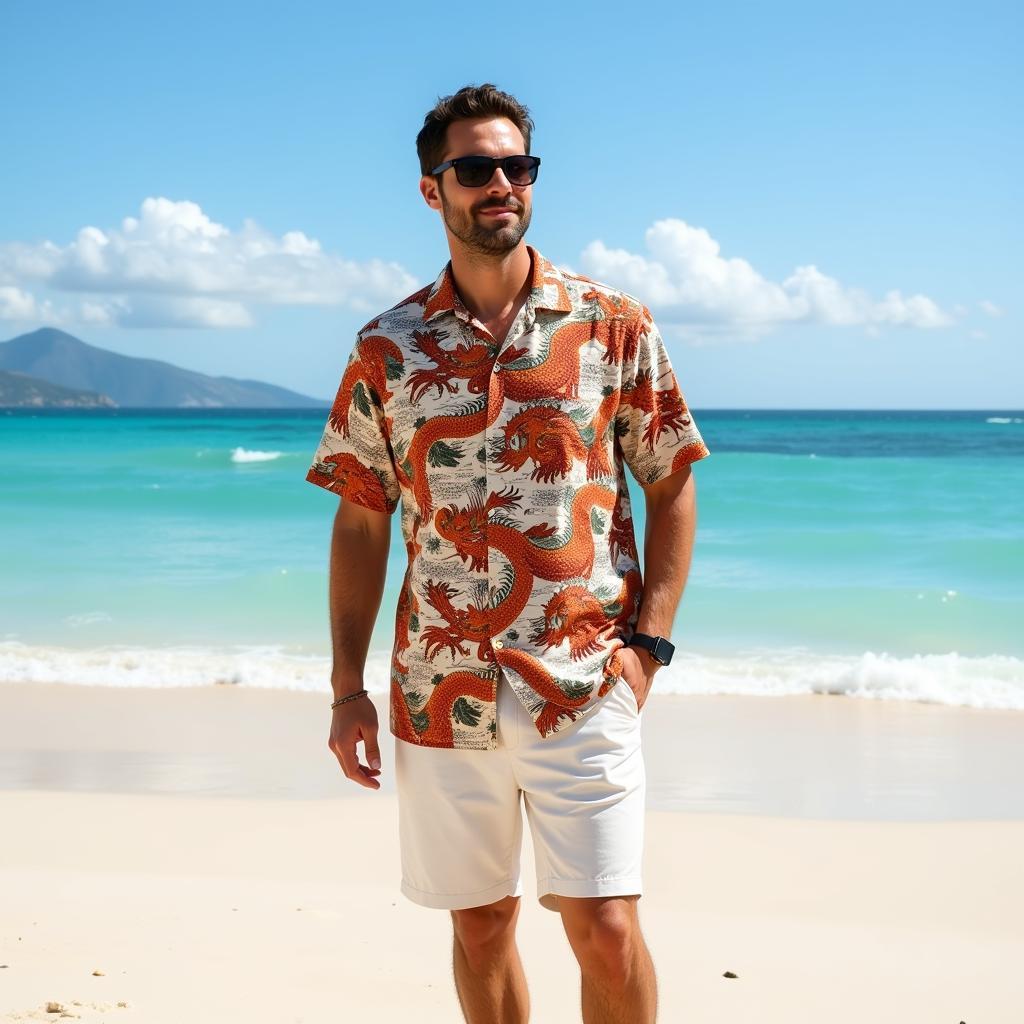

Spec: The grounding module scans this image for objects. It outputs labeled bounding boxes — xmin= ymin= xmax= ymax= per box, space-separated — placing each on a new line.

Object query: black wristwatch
xmin=627 ymin=632 xmax=675 ymax=666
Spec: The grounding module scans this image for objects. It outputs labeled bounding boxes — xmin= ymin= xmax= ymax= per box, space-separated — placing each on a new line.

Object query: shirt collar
xmin=423 ymin=244 xmax=574 ymax=323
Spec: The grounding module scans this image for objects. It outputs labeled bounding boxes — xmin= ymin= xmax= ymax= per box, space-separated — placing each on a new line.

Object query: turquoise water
xmin=2 ymin=408 xmax=1022 ymax=708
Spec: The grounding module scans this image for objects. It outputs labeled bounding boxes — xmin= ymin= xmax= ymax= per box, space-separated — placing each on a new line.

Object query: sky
xmin=1 ymin=0 xmax=1020 ymax=408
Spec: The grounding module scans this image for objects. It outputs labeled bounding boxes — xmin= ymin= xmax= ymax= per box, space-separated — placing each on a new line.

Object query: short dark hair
xmin=416 ymin=83 xmax=535 ymax=177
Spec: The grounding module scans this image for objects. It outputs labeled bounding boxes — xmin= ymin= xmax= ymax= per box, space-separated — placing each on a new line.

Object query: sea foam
xmin=230 ymin=447 xmax=283 ymax=462
xmin=2 ymin=642 xmax=1021 ymax=711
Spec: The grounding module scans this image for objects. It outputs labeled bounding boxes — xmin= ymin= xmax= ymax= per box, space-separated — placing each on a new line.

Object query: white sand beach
xmin=1 ymin=683 xmax=1022 ymax=1023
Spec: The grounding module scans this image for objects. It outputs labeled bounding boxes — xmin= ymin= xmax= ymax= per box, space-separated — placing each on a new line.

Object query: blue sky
xmin=1 ymin=0 xmax=1020 ymax=408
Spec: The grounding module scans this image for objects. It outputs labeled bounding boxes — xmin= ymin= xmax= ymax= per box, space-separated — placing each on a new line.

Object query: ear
xmin=420 ymin=174 xmax=441 ymax=211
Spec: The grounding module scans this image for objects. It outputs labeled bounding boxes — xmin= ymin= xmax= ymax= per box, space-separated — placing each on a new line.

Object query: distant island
xmin=0 ymin=327 xmax=329 ymax=408
xmin=0 ymin=368 xmax=117 ymax=408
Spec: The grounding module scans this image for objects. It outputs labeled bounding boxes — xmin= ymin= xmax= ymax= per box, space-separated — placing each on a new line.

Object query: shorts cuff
xmin=537 ymin=876 xmax=644 ymax=911
xmin=400 ymin=876 xmax=523 ymax=911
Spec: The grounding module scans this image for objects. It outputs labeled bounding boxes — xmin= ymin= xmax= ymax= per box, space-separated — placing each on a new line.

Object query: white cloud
xmin=0 ymin=197 xmax=420 ymax=329
xmin=579 ymin=218 xmax=954 ymax=342
xmin=0 ymin=286 xmax=42 ymax=321
xmin=979 ymin=300 xmax=1004 ymax=317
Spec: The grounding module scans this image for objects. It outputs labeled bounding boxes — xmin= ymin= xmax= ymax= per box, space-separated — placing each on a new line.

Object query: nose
xmin=485 ymin=165 xmax=514 ymax=191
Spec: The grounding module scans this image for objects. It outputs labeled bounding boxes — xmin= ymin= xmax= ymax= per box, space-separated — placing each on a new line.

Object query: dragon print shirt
xmin=305 ymin=244 xmax=711 ymax=750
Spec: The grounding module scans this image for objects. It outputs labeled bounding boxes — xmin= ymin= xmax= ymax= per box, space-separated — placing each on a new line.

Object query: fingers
xmin=364 ymin=732 xmax=382 ymax=773
xmin=620 ymin=646 xmax=639 ymax=684
xmin=335 ymin=740 xmax=382 ymax=790
xmin=329 ymin=721 xmax=383 ymax=791
xmin=621 ymin=647 xmax=648 ymax=710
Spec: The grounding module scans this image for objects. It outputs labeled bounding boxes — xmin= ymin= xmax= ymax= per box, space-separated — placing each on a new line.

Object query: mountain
xmin=0 ymin=328 xmax=329 ymax=408
xmin=0 ymin=369 xmax=117 ymax=408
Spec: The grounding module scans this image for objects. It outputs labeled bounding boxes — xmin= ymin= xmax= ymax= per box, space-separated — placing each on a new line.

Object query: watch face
xmin=652 ymin=637 xmax=673 ymax=665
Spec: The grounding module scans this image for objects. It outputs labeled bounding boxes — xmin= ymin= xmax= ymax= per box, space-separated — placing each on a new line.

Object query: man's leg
xmin=559 ymin=894 xmax=657 ymax=1024
xmin=450 ymin=894 xmax=529 ymax=1024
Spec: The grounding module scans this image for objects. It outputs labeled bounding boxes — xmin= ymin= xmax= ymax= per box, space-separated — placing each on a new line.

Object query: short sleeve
xmin=614 ymin=305 xmax=711 ymax=485
xmin=304 ymin=336 xmax=402 ymax=515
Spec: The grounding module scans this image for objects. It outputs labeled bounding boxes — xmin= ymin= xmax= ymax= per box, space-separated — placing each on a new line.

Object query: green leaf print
xmin=560 ymin=680 xmax=594 ymax=702
xmin=428 ymin=440 xmax=465 ymax=468
xmin=384 ymin=353 xmax=404 ymax=380
xmin=452 ymin=697 xmax=482 ymax=728
xmin=352 ymin=381 xmax=371 ymax=418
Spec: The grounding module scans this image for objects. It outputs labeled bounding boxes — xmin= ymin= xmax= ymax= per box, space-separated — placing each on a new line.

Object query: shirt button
xmin=493 ymin=640 xmax=504 ymax=649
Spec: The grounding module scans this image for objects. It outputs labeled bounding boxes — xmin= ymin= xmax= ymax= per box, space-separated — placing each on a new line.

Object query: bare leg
xmin=450 ymin=894 xmax=530 ymax=1023
xmin=559 ymin=894 xmax=657 ymax=1023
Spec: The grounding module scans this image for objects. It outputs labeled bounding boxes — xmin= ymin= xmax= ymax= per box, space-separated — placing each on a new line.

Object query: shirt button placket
xmin=485 ymin=322 xmax=519 ymax=686
xmin=484 ymin=334 xmax=505 ymax=723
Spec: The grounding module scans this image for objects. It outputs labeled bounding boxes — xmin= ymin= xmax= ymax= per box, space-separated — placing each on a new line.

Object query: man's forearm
xmin=634 ymin=468 xmax=698 ymax=645
xmin=328 ymin=511 xmax=390 ymax=697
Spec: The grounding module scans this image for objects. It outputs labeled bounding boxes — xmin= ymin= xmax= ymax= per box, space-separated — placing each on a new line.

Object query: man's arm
xmin=326 ymin=496 xmax=391 ymax=790
xmin=627 ymin=465 xmax=698 ymax=694
xmin=329 ymin=496 xmax=391 ymax=692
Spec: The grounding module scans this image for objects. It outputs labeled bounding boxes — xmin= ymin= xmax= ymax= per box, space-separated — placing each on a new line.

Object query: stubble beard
xmin=439 ymin=184 xmax=532 ymax=256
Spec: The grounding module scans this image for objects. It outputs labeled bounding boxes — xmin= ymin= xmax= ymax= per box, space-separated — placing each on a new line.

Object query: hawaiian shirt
xmin=305 ymin=244 xmax=710 ymax=750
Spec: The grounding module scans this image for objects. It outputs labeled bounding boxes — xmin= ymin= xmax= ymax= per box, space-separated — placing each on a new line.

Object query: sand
xmin=1 ymin=682 xmax=1022 ymax=1023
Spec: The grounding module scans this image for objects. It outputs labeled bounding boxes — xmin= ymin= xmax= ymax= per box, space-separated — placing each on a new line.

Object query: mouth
xmin=479 ymin=207 xmax=517 ymax=217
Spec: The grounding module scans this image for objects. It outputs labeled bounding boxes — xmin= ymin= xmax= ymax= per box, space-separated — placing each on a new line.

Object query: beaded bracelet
xmin=330 ymin=689 xmax=369 ymax=709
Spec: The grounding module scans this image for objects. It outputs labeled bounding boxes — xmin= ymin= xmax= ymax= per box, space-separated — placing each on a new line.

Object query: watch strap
xmin=627 ymin=631 xmax=674 ymax=666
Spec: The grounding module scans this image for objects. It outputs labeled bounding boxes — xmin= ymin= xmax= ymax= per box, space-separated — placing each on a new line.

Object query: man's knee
xmin=561 ymin=896 xmax=641 ymax=983
xmin=450 ymin=894 xmax=520 ymax=962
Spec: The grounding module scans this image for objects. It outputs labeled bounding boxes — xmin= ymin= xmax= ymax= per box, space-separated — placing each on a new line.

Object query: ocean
xmin=2 ymin=408 xmax=1022 ymax=709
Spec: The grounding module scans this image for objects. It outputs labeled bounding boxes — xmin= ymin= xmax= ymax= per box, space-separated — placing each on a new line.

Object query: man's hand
xmin=325 ymin=497 xmax=390 ymax=791
xmin=328 ymin=695 xmax=383 ymax=790
xmin=618 ymin=644 xmax=659 ymax=712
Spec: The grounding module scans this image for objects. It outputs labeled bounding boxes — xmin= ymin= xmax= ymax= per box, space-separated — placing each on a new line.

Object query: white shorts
xmin=394 ymin=676 xmax=646 ymax=912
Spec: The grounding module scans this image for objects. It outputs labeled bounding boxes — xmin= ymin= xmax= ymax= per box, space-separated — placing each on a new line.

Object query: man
xmin=305 ymin=82 xmax=710 ymax=1024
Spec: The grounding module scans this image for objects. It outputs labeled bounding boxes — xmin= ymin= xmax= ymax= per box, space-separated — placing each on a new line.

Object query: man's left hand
xmin=619 ymin=644 xmax=659 ymax=711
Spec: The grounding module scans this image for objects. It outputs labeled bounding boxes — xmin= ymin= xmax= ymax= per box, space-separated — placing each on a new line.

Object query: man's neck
xmin=447 ymin=242 xmax=533 ymax=325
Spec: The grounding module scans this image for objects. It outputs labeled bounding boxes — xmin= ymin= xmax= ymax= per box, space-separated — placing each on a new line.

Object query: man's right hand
xmin=328 ymin=694 xmax=383 ymax=790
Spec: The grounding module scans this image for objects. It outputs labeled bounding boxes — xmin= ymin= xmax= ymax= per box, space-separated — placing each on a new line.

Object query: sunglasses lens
xmin=452 ymin=156 xmax=539 ymax=187
xmin=456 ymin=158 xmax=495 ymax=187
xmin=504 ymin=157 xmax=538 ymax=185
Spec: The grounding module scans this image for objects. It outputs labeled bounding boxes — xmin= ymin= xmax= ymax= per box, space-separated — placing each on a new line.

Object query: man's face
xmin=421 ymin=117 xmax=533 ymax=255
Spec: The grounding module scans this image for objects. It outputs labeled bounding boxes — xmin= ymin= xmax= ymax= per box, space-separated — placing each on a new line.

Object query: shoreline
xmin=4 ymin=639 xmax=1023 ymax=711
xmin=1 ymin=681 xmax=1022 ymax=820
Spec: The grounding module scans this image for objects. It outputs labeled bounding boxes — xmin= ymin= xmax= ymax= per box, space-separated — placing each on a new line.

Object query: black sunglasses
xmin=430 ymin=154 xmax=541 ymax=188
